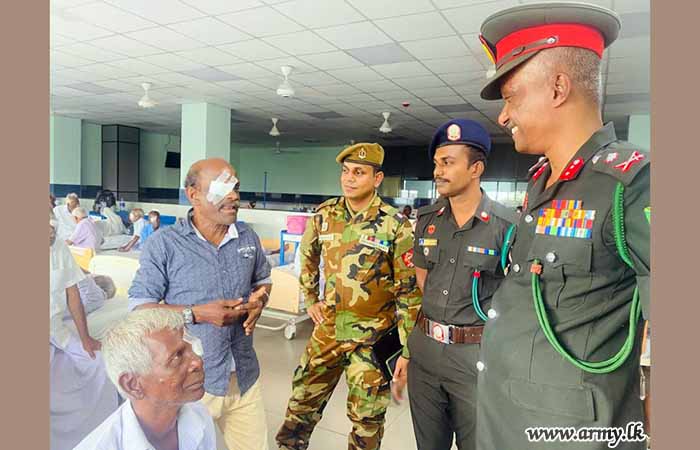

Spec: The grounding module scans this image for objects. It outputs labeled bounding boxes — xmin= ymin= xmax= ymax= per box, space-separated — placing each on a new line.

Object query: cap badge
xmin=358 ymin=148 xmax=367 ymax=159
xmin=447 ymin=124 xmax=461 ymax=141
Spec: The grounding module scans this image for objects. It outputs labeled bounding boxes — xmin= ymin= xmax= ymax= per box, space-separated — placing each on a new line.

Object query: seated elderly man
xmin=66 ymin=207 xmax=103 ymax=250
xmin=139 ymin=210 xmax=161 ymax=246
xmin=74 ymin=309 xmax=216 ymax=450
xmin=102 ymin=204 xmax=127 ymax=237
xmin=50 ymin=212 xmax=117 ymax=450
xmin=119 ymin=208 xmax=148 ymax=252
xmin=63 ymin=274 xmax=116 ymax=320
xmin=53 ymin=193 xmax=80 ymax=240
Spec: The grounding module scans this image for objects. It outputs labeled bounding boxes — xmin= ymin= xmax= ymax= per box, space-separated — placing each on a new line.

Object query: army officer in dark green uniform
xmin=395 ymin=119 xmax=516 ymax=450
xmin=475 ymin=3 xmax=650 ymax=450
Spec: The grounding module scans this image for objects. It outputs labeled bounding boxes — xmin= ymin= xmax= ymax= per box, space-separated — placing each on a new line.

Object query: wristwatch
xmin=182 ymin=306 xmax=195 ymax=325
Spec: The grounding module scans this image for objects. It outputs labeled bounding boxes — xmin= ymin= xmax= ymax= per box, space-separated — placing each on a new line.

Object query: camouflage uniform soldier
xmin=276 ymin=143 xmax=421 ymax=450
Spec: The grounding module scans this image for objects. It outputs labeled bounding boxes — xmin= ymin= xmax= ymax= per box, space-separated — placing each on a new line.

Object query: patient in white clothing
xmin=101 ymin=205 xmax=127 ymax=236
xmin=63 ymin=274 xmax=116 ymax=320
xmin=53 ymin=193 xmax=80 ymax=241
xmin=74 ymin=309 xmax=217 ymax=450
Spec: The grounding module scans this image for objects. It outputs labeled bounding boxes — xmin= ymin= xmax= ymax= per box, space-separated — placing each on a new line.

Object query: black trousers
xmin=407 ymin=328 xmax=480 ymax=450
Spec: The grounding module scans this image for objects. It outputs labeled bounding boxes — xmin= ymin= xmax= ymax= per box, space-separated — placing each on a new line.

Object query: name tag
xmin=319 ymin=234 xmax=334 ymax=242
xmin=419 ymin=238 xmax=438 ymax=247
xmin=360 ymin=235 xmax=390 ymax=252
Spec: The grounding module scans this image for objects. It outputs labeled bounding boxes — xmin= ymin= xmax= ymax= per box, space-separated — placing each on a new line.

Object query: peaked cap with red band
xmin=479 ymin=2 xmax=621 ymax=100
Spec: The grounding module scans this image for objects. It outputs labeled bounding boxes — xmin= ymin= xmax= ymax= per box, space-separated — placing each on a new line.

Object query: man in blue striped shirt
xmin=129 ymin=158 xmax=272 ymax=450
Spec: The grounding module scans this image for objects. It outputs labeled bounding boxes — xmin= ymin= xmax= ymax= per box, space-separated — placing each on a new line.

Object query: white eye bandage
xmin=183 ymin=330 xmax=204 ymax=357
xmin=206 ymin=170 xmax=239 ymax=205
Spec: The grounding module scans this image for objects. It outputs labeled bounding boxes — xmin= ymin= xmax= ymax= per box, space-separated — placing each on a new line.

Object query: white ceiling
xmin=50 ymin=0 xmax=650 ymax=146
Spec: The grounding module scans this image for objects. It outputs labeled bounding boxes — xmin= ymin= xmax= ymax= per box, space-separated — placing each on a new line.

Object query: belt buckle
xmin=429 ymin=321 xmax=451 ymax=344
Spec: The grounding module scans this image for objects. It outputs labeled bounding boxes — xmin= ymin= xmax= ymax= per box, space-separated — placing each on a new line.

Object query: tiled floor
xmin=215 ymin=318 xmax=458 ymax=450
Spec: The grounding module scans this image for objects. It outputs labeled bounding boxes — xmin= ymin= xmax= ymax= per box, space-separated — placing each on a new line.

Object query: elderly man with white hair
xmin=50 ymin=212 xmax=118 ymax=450
xmin=53 ymin=193 xmax=80 ymax=240
xmin=74 ymin=309 xmax=217 ymax=450
xmin=66 ymin=206 xmax=103 ymax=250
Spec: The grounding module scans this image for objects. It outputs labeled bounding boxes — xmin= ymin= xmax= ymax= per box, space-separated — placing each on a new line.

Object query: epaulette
xmin=315 ymin=197 xmax=340 ymax=211
xmin=590 ymin=142 xmax=650 ymax=186
xmin=379 ymin=201 xmax=399 ymax=217
xmin=491 ymin=201 xmax=519 ymax=224
xmin=416 ymin=197 xmax=448 ymax=218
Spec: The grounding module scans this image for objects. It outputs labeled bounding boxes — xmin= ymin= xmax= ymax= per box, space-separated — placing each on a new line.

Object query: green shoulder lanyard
xmin=531 ymin=182 xmax=642 ymax=374
xmin=471 ymin=223 xmax=517 ymax=322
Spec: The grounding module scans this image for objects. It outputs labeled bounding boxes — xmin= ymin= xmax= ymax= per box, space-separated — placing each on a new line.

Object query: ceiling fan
xmin=269 ymin=118 xmax=281 ymax=136
xmin=379 ymin=112 xmax=392 ymax=133
xmin=138 ymin=82 xmax=157 ymax=109
xmin=271 ymin=141 xmax=300 ymax=155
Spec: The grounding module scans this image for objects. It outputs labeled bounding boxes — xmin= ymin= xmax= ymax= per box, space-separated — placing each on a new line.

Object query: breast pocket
xmin=526 ymin=236 xmax=593 ymax=309
xmin=463 ymin=247 xmax=501 ymax=274
xmin=233 ymin=245 xmax=257 ymax=286
xmin=350 ymin=244 xmax=386 ymax=283
xmin=464 ymin=249 xmax=502 ymax=301
xmin=422 ymin=245 xmax=440 ymax=269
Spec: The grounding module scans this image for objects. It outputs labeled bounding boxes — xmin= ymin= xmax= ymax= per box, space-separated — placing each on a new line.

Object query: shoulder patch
xmin=417 ymin=198 xmax=448 ymax=218
xmin=591 ymin=142 xmax=650 ymax=186
xmin=316 ymin=197 xmax=340 ymax=211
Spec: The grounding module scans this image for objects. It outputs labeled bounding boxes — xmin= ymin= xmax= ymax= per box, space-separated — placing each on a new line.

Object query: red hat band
xmin=494 ymin=23 xmax=604 ymax=69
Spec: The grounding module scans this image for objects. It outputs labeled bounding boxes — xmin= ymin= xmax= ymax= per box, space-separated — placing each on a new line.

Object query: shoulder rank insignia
xmin=613 ymin=151 xmax=645 ymax=172
xmin=605 ymin=152 xmax=619 ymax=164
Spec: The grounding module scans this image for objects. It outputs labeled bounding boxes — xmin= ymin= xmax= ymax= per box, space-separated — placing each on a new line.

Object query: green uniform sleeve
xmin=299 ymin=214 xmax=322 ymax=309
xmin=391 ymin=217 xmax=422 ymax=358
xmin=623 ymin=166 xmax=651 ymax=319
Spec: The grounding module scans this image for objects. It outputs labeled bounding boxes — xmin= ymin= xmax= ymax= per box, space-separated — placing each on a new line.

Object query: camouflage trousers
xmin=276 ymin=319 xmax=391 ymax=450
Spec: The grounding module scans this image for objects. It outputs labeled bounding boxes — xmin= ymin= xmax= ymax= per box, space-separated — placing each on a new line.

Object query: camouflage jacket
xmin=299 ymin=194 xmax=421 ymax=357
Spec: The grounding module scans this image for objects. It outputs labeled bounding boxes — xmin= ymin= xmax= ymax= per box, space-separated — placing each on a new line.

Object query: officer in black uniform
xmin=475 ymin=3 xmax=651 ymax=450
xmin=401 ymin=119 xmax=517 ymax=450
